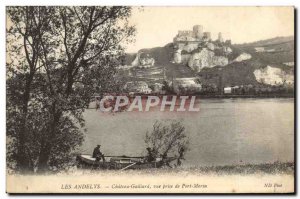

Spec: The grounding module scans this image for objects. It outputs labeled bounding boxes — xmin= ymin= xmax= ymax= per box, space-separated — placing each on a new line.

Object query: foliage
xmin=145 ymin=120 xmax=189 ymax=160
xmin=162 ymin=80 xmax=174 ymax=94
xmin=6 ymin=6 xmax=136 ymax=173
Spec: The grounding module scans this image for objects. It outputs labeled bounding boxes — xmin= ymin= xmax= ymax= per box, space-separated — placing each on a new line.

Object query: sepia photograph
xmin=5 ymin=6 xmax=295 ymax=194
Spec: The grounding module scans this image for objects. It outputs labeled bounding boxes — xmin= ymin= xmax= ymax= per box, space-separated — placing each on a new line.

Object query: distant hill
xmin=213 ymin=36 xmax=294 ymax=86
xmin=235 ymin=36 xmax=294 ymax=47
xmin=233 ymin=36 xmax=294 ymax=67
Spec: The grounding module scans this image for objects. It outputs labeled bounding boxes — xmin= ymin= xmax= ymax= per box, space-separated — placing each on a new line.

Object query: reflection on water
xmin=82 ymin=98 xmax=294 ymax=166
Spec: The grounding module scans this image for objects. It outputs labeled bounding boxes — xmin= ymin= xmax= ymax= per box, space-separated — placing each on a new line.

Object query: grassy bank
xmin=195 ymin=93 xmax=294 ymax=99
xmin=63 ymin=161 xmax=294 ymax=176
xmin=184 ymin=162 xmax=294 ymax=175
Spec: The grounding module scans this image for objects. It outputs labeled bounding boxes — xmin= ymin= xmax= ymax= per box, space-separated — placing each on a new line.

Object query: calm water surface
xmin=82 ymin=98 xmax=294 ymax=166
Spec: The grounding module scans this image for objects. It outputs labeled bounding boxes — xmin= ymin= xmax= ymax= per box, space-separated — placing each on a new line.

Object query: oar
xmin=120 ymin=162 xmax=137 ymax=171
xmin=107 ymin=155 xmax=145 ymax=158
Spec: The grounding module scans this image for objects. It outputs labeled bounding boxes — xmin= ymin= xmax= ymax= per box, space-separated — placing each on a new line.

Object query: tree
xmin=7 ymin=6 xmax=136 ymax=173
xmin=145 ymin=120 xmax=189 ymax=166
xmin=7 ymin=7 xmax=57 ymax=172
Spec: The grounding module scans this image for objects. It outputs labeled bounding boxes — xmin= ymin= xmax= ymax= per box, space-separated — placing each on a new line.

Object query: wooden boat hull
xmin=76 ymin=154 xmax=164 ymax=170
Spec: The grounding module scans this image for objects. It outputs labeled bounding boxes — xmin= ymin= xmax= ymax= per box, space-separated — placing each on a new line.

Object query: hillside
xmin=122 ymin=43 xmax=197 ymax=81
xmin=233 ymin=36 xmax=294 ymax=67
xmin=121 ymin=36 xmax=294 ymax=88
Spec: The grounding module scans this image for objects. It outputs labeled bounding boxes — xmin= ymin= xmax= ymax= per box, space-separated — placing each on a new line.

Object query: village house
xmin=172 ymin=78 xmax=202 ymax=94
xmin=124 ymin=81 xmax=152 ymax=94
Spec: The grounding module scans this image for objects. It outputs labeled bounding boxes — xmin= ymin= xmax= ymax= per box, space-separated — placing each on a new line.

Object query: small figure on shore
xmin=146 ymin=147 xmax=155 ymax=162
xmin=95 ymin=98 xmax=100 ymax=110
xmin=177 ymin=147 xmax=185 ymax=166
xmin=92 ymin=144 xmax=105 ymax=162
xmin=161 ymin=153 xmax=172 ymax=168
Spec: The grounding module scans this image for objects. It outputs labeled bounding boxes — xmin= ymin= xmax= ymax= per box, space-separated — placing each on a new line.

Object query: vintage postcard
xmin=6 ymin=6 xmax=295 ymax=194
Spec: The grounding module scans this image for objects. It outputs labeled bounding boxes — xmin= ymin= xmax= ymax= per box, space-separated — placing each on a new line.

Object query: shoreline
xmin=194 ymin=94 xmax=294 ymax=99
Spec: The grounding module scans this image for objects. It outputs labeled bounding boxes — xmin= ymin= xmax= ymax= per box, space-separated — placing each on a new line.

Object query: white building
xmin=124 ymin=81 xmax=152 ymax=94
xmin=173 ymin=77 xmax=202 ymax=94
xmin=224 ymin=87 xmax=232 ymax=94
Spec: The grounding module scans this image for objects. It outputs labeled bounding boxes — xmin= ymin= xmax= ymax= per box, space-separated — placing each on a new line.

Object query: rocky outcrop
xmin=284 ymin=62 xmax=294 ymax=67
xmin=131 ymin=54 xmax=140 ymax=67
xmin=207 ymin=42 xmax=215 ymax=51
xmin=173 ymin=49 xmax=182 ymax=63
xmin=253 ymin=65 xmax=294 ymax=85
xmin=223 ymin=46 xmax=233 ymax=55
xmin=187 ymin=48 xmax=228 ymax=72
xmin=131 ymin=52 xmax=155 ymax=68
xmin=213 ymin=56 xmax=228 ymax=66
xmin=139 ymin=57 xmax=155 ymax=67
xmin=172 ymin=37 xmax=231 ymax=72
xmin=233 ymin=53 xmax=252 ymax=62
xmin=179 ymin=43 xmax=199 ymax=53
xmin=188 ymin=48 xmax=214 ymax=72
xmin=181 ymin=54 xmax=191 ymax=64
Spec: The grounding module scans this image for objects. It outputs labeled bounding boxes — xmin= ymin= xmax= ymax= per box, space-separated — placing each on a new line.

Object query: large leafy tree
xmin=7 ymin=7 xmax=56 ymax=172
xmin=7 ymin=6 xmax=135 ymax=173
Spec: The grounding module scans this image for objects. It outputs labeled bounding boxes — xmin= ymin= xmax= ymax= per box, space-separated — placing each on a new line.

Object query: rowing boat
xmin=76 ymin=154 xmax=177 ymax=170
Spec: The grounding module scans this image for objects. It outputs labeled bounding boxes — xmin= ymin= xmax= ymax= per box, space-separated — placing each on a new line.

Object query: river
xmin=82 ymin=98 xmax=294 ymax=167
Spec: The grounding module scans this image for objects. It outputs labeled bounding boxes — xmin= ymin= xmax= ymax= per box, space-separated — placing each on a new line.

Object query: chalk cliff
xmin=233 ymin=53 xmax=252 ymax=62
xmin=253 ymin=65 xmax=294 ymax=85
xmin=122 ymin=30 xmax=293 ymax=89
xmin=131 ymin=52 xmax=155 ymax=68
xmin=187 ymin=48 xmax=229 ymax=72
xmin=173 ymin=46 xmax=229 ymax=72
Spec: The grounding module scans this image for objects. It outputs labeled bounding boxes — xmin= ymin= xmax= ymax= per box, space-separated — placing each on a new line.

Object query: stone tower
xmin=193 ymin=25 xmax=203 ymax=39
xmin=218 ymin=32 xmax=224 ymax=43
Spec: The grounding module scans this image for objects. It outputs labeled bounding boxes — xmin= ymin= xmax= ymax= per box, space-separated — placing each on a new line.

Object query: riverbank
xmin=70 ymin=161 xmax=294 ymax=176
xmin=195 ymin=93 xmax=294 ymax=99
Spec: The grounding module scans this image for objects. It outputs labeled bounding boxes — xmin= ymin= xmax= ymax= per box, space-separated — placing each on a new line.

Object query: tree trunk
xmin=37 ymin=107 xmax=61 ymax=173
xmin=16 ymin=75 xmax=34 ymax=173
xmin=36 ymin=142 xmax=52 ymax=173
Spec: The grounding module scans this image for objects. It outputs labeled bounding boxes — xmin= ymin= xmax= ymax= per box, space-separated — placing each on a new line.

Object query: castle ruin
xmin=218 ymin=32 xmax=223 ymax=43
xmin=173 ymin=25 xmax=223 ymax=43
xmin=172 ymin=25 xmax=232 ymax=72
xmin=174 ymin=25 xmax=212 ymax=42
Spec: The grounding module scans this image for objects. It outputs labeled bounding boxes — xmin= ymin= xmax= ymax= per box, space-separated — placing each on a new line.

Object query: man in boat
xmin=146 ymin=147 xmax=155 ymax=162
xmin=92 ymin=144 xmax=105 ymax=162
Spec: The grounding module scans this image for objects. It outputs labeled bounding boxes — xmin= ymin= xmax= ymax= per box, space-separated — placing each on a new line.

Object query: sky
xmin=125 ymin=6 xmax=294 ymax=53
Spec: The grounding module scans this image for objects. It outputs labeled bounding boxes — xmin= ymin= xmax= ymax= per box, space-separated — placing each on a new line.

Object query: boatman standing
xmin=177 ymin=147 xmax=185 ymax=166
xmin=146 ymin=147 xmax=155 ymax=162
xmin=92 ymin=144 xmax=105 ymax=162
